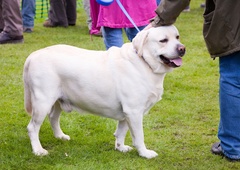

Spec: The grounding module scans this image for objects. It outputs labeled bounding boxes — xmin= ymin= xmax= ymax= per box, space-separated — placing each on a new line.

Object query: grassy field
xmin=1 ymin=1 xmax=240 ymax=169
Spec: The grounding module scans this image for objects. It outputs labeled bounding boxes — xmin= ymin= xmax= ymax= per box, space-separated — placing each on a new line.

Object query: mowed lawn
xmin=1 ymin=1 xmax=240 ymax=169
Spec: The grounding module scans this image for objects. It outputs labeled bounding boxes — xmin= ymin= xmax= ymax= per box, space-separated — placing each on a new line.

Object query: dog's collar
xmin=134 ymin=49 xmax=153 ymax=70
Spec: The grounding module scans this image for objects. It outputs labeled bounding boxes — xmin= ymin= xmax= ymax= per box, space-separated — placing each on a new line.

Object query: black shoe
xmin=43 ymin=19 xmax=67 ymax=28
xmin=211 ymin=142 xmax=240 ymax=162
xmin=68 ymin=23 xmax=76 ymax=26
xmin=23 ymin=27 xmax=33 ymax=33
xmin=0 ymin=31 xmax=23 ymax=44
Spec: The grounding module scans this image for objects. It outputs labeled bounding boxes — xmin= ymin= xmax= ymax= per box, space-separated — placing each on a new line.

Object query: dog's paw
xmin=33 ymin=148 xmax=49 ymax=156
xmin=115 ymin=145 xmax=133 ymax=153
xmin=55 ymin=134 xmax=70 ymax=141
xmin=139 ymin=149 xmax=158 ymax=159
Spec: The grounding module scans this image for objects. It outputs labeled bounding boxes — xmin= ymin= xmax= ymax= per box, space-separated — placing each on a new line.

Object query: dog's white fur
xmin=23 ymin=26 xmax=184 ymax=159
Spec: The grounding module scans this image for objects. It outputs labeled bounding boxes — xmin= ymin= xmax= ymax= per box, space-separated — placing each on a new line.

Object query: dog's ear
xmin=132 ymin=29 xmax=149 ymax=56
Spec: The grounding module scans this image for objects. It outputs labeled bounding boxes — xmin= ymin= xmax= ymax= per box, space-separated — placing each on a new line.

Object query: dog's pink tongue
xmin=170 ymin=58 xmax=182 ymax=66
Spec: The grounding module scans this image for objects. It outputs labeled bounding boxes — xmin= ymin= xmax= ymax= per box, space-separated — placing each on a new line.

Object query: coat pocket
xmin=203 ymin=11 xmax=233 ymax=56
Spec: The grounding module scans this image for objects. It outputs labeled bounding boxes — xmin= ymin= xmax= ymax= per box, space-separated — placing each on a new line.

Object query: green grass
xmin=1 ymin=1 xmax=240 ymax=169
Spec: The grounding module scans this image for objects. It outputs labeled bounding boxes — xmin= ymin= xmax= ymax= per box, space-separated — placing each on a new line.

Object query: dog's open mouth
xmin=160 ymin=55 xmax=182 ymax=68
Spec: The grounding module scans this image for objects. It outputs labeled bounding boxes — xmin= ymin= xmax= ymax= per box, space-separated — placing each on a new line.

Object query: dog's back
xmin=23 ymin=44 xmax=127 ymax=118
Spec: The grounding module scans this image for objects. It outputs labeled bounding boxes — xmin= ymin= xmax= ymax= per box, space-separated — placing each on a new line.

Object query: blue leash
xmin=115 ymin=0 xmax=140 ymax=32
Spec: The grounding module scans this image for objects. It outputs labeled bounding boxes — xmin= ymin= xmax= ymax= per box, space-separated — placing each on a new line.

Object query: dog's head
xmin=132 ymin=25 xmax=185 ymax=73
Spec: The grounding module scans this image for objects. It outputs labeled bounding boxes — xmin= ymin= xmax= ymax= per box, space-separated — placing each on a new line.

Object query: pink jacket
xmin=90 ymin=0 xmax=157 ymax=34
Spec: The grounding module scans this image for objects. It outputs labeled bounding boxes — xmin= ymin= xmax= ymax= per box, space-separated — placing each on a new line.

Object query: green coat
xmin=152 ymin=0 xmax=240 ymax=58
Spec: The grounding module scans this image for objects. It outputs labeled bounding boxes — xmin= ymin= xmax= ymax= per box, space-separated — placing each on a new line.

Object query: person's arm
xmin=151 ymin=0 xmax=190 ymax=27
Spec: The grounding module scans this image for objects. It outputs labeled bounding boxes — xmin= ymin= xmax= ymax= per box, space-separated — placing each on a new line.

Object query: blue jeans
xmin=21 ymin=0 xmax=36 ymax=28
xmin=219 ymin=51 xmax=240 ymax=160
xmin=102 ymin=26 xmax=146 ymax=50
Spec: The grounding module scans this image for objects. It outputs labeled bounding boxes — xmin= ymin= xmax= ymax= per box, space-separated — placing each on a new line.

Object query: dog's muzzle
xmin=160 ymin=44 xmax=185 ymax=68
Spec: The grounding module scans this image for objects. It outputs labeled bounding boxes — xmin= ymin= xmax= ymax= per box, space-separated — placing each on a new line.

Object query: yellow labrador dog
xmin=23 ymin=26 xmax=185 ymax=159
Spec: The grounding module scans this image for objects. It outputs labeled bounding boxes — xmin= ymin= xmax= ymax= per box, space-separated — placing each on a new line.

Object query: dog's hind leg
xmin=48 ymin=101 xmax=70 ymax=141
xmin=114 ymin=120 xmax=133 ymax=152
xmin=27 ymin=102 xmax=50 ymax=156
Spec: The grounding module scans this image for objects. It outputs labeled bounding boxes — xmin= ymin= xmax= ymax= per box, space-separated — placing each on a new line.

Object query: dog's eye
xmin=159 ymin=39 xmax=168 ymax=43
xmin=176 ymin=35 xmax=180 ymax=40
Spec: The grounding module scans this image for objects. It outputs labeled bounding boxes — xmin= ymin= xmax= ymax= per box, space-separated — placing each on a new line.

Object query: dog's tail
xmin=23 ymin=57 xmax=32 ymax=116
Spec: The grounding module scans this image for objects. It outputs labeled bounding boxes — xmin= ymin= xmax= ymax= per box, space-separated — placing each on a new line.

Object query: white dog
xmin=23 ymin=26 xmax=185 ymax=159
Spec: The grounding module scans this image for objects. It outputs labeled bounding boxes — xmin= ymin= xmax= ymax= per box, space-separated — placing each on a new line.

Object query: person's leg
xmin=2 ymin=0 xmax=23 ymax=36
xmin=45 ymin=0 xmax=68 ymax=27
xmin=125 ymin=26 xmax=146 ymax=42
xmin=21 ymin=0 xmax=36 ymax=32
xmin=0 ymin=0 xmax=3 ymax=31
xmin=66 ymin=0 xmax=76 ymax=25
xmin=83 ymin=0 xmax=91 ymax=30
xmin=218 ymin=51 xmax=240 ymax=160
xmin=89 ymin=0 xmax=101 ymax=36
xmin=102 ymin=27 xmax=123 ymax=50
xmin=0 ymin=0 xmax=23 ymax=44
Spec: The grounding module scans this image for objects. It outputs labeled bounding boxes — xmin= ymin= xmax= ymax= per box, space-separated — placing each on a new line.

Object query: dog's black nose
xmin=177 ymin=44 xmax=185 ymax=57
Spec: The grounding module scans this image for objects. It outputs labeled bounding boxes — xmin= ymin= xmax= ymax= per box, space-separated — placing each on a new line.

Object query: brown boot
xmin=43 ymin=19 xmax=57 ymax=27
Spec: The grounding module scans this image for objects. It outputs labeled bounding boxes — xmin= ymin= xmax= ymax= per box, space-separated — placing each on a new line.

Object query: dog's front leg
xmin=126 ymin=113 xmax=158 ymax=159
xmin=114 ymin=120 xmax=133 ymax=152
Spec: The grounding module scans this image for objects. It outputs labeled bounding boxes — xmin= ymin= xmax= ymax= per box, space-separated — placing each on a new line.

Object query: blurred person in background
xmin=0 ymin=0 xmax=23 ymax=44
xmin=43 ymin=0 xmax=76 ymax=27
xmin=84 ymin=0 xmax=102 ymax=36
xmin=92 ymin=0 xmax=157 ymax=50
xmin=22 ymin=0 xmax=36 ymax=33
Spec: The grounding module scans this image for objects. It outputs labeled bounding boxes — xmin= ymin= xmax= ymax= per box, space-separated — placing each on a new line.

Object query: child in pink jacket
xmin=91 ymin=0 xmax=157 ymax=49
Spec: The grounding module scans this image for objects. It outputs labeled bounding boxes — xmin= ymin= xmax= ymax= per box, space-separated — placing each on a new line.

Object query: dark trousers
xmin=48 ymin=0 xmax=76 ymax=26
xmin=0 ymin=0 xmax=23 ymax=36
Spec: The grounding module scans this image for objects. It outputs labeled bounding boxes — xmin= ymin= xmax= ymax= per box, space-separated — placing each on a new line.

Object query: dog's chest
xmin=143 ymin=87 xmax=163 ymax=114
